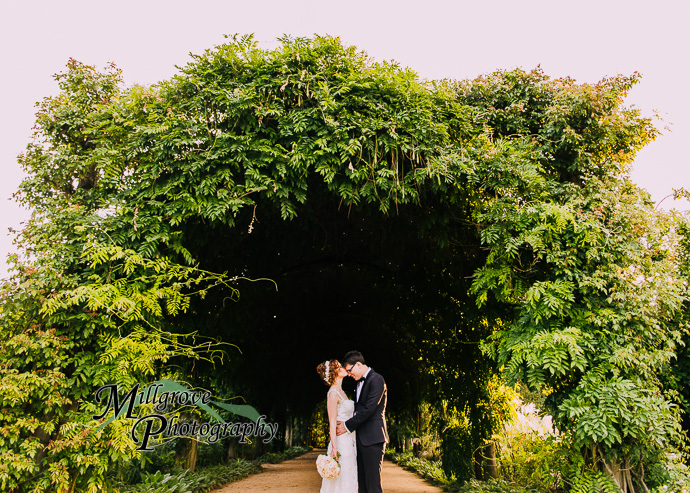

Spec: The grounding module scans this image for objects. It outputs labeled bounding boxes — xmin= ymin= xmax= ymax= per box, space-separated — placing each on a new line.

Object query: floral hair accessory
xmin=323 ymin=361 xmax=330 ymax=383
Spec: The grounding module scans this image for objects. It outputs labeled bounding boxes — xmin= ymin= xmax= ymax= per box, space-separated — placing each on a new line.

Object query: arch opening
xmin=179 ymin=180 xmax=491 ymax=432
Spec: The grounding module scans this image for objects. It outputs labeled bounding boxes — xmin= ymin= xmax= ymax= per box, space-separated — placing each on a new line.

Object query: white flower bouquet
xmin=316 ymin=452 xmax=341 ymax=479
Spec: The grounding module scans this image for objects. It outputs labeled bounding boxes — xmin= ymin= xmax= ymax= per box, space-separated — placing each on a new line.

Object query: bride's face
xmin=337 ymin=366 xmax=348 ymax=378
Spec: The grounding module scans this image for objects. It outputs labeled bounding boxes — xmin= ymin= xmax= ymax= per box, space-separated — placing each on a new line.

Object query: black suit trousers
xmin=357 ymin=440 xmax=385 ymax=493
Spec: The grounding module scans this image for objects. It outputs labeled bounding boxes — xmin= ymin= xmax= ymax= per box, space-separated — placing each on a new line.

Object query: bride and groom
xmin=316 ymin=350 xmax=388 ymax=493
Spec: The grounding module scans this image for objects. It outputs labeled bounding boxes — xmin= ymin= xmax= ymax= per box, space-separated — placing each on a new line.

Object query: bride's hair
xmin=316 ymin=359 xmax=341 ymax=386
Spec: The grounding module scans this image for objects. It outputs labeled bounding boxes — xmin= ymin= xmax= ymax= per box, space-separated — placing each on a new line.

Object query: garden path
xmin=212 ymin=449 xmax=444 ymax=493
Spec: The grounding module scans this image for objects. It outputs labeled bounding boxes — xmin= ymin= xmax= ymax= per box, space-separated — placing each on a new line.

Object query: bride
xmin=316 ymin=360 xmax=358 ymax=492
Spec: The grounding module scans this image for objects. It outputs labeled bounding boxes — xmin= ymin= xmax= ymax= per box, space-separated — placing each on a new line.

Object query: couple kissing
xmin=316 ymin=350 xmax=388 ymax=493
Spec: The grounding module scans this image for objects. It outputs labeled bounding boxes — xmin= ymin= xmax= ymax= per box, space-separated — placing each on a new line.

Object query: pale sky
xmin=1 ymin=0 xmax=688 ymax=279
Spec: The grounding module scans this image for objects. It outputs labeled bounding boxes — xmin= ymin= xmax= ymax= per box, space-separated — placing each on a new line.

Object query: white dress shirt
xmin=356 ymin=367 xmax=372 ymax=402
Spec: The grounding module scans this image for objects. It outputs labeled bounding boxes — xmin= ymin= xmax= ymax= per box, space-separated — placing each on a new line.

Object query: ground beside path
xmin=212 ymin=449 xmax=445 ymax=493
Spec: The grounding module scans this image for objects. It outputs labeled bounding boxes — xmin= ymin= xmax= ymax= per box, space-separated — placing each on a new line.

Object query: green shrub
xmin=390 ymin=450 xmax=555 ymax=492
xmin=185 ymin=460 xmax=262 ymax=491
xmin=259 ymin=445 xmax=312 ymax=464
xmin=127 ymin=469 xmax=195 ymax=493
xmin=258 ymin=452 xmax=285 ymax=464
xmin=442 ymin=423 xmax=475 ymax=484
xmin=123 ymin=459 xmax=261 ymax=493
xmin=568 ymin=471 xmax=620 ymax=493
xmin=447 ymin=478 xmax=542 ymax=493
xmin=195 ymin=440 xmax=227 ymax=468
xmin=647 ymin=451 xmax=690 ymax=493
xmin=494 ymin=428 xmax=563 ymax=490
xmin=121 ymin=446 xmax=311 ymax=492
xmin=389 ymin=452 xmax=451 ymax=485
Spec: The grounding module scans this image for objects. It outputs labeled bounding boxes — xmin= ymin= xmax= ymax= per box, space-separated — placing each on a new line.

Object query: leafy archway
xmin=7 ymin=34 xmax=688 ymax=492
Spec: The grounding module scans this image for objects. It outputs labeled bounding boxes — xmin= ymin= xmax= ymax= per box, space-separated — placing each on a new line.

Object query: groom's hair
xmin=342 ymin=351 xmax=366 ymax=366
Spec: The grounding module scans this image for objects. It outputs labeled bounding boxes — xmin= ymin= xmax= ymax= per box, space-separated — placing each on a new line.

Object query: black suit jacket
xmin=344 ymin=369 xmax=389 ymax=447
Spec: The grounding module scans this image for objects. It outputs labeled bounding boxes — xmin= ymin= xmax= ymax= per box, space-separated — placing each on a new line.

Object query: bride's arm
xmin=326 ymin=391 xmax=339 ymax=457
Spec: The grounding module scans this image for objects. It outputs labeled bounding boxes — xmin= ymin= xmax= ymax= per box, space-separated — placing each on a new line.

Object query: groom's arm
xmin=344 ymin=375 xmax=385 ymax=432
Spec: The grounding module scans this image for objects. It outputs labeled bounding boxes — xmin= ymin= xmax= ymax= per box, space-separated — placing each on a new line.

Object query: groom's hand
xmin=336 ymin=421 xmax=347 ymax=436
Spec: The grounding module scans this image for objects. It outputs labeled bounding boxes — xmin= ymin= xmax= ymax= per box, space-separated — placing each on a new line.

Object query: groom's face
xmin=346 ymin=362 xmax=364 ymax=380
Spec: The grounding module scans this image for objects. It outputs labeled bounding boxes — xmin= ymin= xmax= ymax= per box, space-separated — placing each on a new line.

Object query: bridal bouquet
xmin=316 ymin=452 xmax=341 ymax=479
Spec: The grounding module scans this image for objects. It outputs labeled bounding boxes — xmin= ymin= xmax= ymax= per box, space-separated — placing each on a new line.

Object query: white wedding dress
xmin=320 ymin=387 xmax=358 ymax=493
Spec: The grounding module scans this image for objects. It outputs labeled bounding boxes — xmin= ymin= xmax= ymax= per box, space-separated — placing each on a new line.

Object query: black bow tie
xmin=359 ymin=377 xmax=366 ymax=383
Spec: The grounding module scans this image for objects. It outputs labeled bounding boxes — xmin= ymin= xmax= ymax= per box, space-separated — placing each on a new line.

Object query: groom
xmin=336 ymin=350 xmax=388 ymax=493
